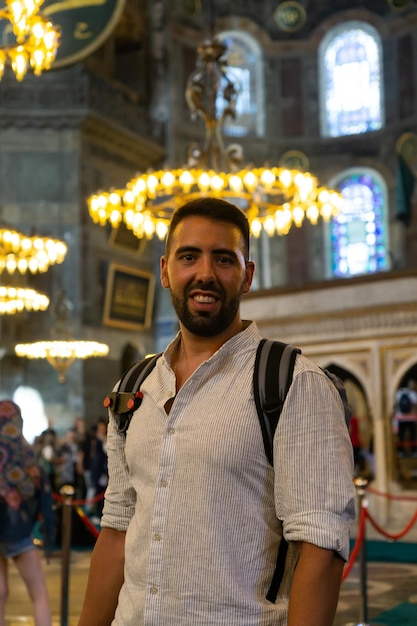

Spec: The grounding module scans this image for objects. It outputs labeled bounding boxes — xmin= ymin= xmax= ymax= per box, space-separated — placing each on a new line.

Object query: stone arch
xmin=324 ymin=361 xmax=374 ymax=476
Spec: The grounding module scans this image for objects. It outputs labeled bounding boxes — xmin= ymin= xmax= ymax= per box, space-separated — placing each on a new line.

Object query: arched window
xmin=216 ymin=30 xmax=264 ymax=137
xmin=319 ymin=22 xmax=384 ymax=137
xmin=327 ymin=168 xmax=390 ymax=277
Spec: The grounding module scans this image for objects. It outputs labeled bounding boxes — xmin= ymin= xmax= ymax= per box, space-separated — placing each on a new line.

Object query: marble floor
xmin=4 ymin=551 xmax=417 ymax=625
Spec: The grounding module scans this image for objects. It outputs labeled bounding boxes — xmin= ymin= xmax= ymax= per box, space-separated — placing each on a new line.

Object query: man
xmin=78 ymin=198 xmax=355 ymax=626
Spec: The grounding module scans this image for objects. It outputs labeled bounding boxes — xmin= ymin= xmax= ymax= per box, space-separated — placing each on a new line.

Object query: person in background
xmin=77 ymin=423 xmax=95 ymax=513
xmin=72 ymin=418 xmax=88 ymax=499
xmin=0 ymin=400 xmax=52 ymax=626
xmin=78 ymin=198 xmax=355 ymax=626
xmin=395 ymin=379 xmax=417 ymax=457
xmin=88 ymin=418 xmax=108 ymax=522
xmin=58 ymin=428 xmax=79 ymax=490
xmin=36 ymin=428 xmax=61 ymax=493
xmin=349 ymin=414 xmax=364 ymax=476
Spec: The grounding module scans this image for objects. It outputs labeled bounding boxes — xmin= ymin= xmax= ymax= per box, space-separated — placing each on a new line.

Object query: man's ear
xmin=160 ymin=255 xmax=169 ymax=289
xmin=243 ymin=260 xmax=255 ymax=294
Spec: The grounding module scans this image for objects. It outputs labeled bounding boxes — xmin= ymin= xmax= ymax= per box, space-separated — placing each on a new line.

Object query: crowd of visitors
xmin=33 ymin=417 xmax=109 ymax=519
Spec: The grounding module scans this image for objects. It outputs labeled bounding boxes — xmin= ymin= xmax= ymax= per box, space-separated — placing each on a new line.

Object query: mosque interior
xmin=0 ymin=0 xmax=417 ymax=622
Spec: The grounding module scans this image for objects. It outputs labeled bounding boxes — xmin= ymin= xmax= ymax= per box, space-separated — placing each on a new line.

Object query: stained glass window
xmin=328 ymin=169 xmax=389 ymax=277
xmin=216 ymin=31 xmax=264 ymax=137
xmin=319 ymin=22 xmax=384 ymax=137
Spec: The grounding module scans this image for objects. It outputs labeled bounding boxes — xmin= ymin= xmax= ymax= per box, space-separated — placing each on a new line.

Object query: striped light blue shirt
xmin=102 ymin=321 xmax=355 ymax=625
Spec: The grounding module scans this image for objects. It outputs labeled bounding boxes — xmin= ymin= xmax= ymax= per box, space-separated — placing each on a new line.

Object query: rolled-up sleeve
xmin=101 ymin=409 xmax=136 ymax=531
xmin=274 ymin=357 xmax=356 ymax=561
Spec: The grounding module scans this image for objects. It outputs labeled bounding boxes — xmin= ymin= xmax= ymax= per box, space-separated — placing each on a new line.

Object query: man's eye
xmin=217 ymin=256 xmax=233 ymax=264
xmin=180 ymin=254 xmax=195 ymax=262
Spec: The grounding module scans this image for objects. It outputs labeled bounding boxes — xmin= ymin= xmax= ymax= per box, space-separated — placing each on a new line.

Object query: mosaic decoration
xmin=273 ymin=1 xmax=306 ymax=33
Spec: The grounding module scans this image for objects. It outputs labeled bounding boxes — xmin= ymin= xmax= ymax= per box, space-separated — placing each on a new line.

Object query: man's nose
xmin=196 ymin=256 xmax=216 ymax=282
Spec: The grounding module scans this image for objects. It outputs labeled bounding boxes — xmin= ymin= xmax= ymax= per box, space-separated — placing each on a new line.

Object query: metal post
xmin=356 ymin=476 xmax=370 ymax=626
xmin=345 ymin=477 xmax=383 ymax=626
xmin=60 ymin=484 xmax=75 ymax=626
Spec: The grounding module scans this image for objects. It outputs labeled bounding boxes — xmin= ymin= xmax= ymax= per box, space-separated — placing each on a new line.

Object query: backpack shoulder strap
xmin=104 ymin=353 xmax=162 ymax=434
xmin=253 ymin=338 xmax=301 ymax=604
xmin=321 ymin=368 xmax=352 ymax=427
xmin=253 ymin=338 xmax=301 ymax=466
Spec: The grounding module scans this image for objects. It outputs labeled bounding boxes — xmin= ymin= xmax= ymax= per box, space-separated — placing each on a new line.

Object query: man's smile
xmin=193 ymin=294 xmax=217 ymax=303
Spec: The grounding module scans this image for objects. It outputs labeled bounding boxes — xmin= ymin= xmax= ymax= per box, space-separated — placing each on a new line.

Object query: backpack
xmin=103 ymin=338 xmax=351 ymax=601
xmin=398 ymin=390 xmax=412 ymax=414
xmin=104 ymin=339 xmax=351 ymax=455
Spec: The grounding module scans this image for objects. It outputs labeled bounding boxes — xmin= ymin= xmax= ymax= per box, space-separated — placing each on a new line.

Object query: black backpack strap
xmin=253 ymin=338 xmax=301 ymax=603
xmin=254 ymin=339 xmax=301 ymax=465
xmin=322 ymin=369 xmax=352 ymax=427
xmin=103 ymin=353 xmax=162 ymax=434
xmin=266 ymin=539 xmax=289 ymax=603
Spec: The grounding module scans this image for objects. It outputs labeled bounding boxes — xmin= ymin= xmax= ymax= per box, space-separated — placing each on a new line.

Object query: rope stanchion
xmin=342 ymin=505 xmax=366 ymax=581
xmin=52 ymin=489 xmax=104 ymax=540
xmin=344 ymin=477 xmax=385 ymax=626
xmin=60 ymin=484 xmax=75 ymax=626
xmin=53 ymin=490 xmax=105 ymax=507
xmin=356 ymin=477 xmax=370 ymax=626
xmin=341 ymin=475 xmax=417 ymax=625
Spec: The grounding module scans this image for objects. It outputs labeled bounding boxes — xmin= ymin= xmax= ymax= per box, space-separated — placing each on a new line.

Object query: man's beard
xmin=170 ymin=283 xmax=244 ymax=337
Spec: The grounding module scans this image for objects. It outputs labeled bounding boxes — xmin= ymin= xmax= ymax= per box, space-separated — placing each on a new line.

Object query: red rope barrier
xmin=366 ymin=486 xmax=417 ymax=502
xmin=74 ymin=506 xmax=100 ymax=539
xmin=342 ymin=505 xmax=366 ymax=581
xmin=365 ymin=506 xmax=417 ymax=541
xmin=53 ymin=491 xmax=105 ymax=506
xmin=50 ymin=480 xmax=417 ymax=580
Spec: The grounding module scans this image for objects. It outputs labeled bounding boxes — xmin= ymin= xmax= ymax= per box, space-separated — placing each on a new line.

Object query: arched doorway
xmin=326 ymin=364 xmax=373 ymax=479
xmin=392 ymin=363 xmax=417 ymax=489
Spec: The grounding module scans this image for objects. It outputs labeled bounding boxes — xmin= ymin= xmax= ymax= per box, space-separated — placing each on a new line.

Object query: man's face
xmin=160 ymin=216 xmax=254 ymax=337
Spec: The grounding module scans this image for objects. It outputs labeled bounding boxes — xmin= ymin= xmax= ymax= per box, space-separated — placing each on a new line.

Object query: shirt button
xmin=168 ymin=427 xmax=175 ymax=435
xmin=154 ymin=533 xmax=162 ymax=541
xmin=150 ymin=586 xmax=158 ymax=594
xmin=161 ymin=479 xmax=168 ymax=487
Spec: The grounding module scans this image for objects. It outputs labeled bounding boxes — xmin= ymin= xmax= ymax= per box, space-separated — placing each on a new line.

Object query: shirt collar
xmin=163 ymin=320 xmax=260 ymax=368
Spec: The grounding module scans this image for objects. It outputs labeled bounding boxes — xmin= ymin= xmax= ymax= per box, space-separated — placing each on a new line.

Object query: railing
xmin=342 ymin=477 xmax=417 ymax=625
xmin=49 ymin=480 xmax=417 ymax=626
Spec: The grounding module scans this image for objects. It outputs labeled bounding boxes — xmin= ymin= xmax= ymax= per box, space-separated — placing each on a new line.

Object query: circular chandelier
xmin=87 ymin=38 xmax=343 ymax=241
xmin=88 ymin=166 xmax=343 ymax=241
xmin=0 ymin=226 xmax=68 ymax=274
xmin=0 ymin=285 xmax=49 ymax=314
xmin=15 ymin=291 xmax=109 ymax=382
xmin=0 ymin=0 xmax=61 ymax=81
xmin=15 ymin=340 xmax=109 ymax=383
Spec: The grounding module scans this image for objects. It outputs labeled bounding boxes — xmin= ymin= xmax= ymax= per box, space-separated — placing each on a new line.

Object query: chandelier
xmin=14 ymin=292 xmax=109 ymax=382
xmin=87 ymin=38 xmax=343 ymax=240
xmin=15 ymin=340 xmax=110 ymax=382
xmin=0 ymin=226 xmax=68 ymax=274
xmin=0 ymin=285 xmax=49 ymax=313
xmin=0 ymin=225 xmax=66 ymax=315
xmin=0 ymin=0 xmax=61 ymax=81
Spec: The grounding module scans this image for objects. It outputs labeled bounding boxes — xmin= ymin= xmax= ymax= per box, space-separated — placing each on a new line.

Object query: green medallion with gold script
xmin=42 ymin=0 xmax=126 ymax=68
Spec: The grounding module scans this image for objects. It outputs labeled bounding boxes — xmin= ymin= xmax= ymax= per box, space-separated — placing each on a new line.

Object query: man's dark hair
xmin=165 ymin=197 xmax=250 ymax=260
